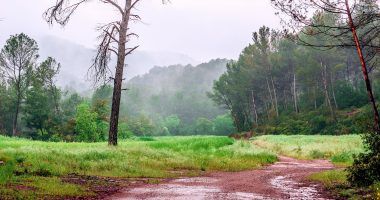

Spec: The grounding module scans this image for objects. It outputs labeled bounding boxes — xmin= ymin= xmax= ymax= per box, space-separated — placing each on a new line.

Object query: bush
xmin=348 ymin=132 xmax=380 ymax=186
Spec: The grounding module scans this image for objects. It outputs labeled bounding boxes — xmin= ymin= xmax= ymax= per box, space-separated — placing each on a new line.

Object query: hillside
xmin=37 ymin=36 xmax=198 ymax=91
xmin=122 ymin=59 xmax=230 ymax=125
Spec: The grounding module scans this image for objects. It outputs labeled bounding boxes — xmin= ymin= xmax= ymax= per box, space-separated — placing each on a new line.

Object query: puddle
xmin=271 ymin=175 xmax=329 ymax=200
xmin=113 ymin=177 xmax=269 ymax=200
xmin=109 ymin=156 xmax=334 ymax=200
xmin=173 ymin=177 xmax=218 ymax=184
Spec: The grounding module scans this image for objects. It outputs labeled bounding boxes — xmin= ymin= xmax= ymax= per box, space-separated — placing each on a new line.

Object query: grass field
xmin=252 ymin=135 xmax=364 ymax=166
xmin=0 ymin=136 xmax=276 ymax=199
xmin=0 ymin=134 xmax=365 ymax=199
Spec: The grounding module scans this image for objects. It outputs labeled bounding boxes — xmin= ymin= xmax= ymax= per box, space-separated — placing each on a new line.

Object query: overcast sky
xmin=0 ymin=0 xmax=280 ymax=62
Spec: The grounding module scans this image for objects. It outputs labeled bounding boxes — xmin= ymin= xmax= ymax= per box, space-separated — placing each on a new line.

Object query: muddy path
xmin=108 ymin=156 xmax=335 ymax=200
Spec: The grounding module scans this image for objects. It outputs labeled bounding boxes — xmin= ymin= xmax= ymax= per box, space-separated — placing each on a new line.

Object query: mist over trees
xmin=0 ymin=38 xmax=235 ymax=140
xmin=44 ymin=0 xmax=154 ymax=146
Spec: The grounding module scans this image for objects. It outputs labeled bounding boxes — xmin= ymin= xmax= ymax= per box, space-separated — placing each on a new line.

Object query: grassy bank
xmin=0 ymin=136 xmax=276 ymax=199
xmin=308 ymin=170 xmax=380 ymax=199
xmin=253 ymin=135 xmax=364 ymax=166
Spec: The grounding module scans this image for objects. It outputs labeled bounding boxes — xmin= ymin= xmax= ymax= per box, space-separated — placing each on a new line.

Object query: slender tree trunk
xmin=12 ymin=95 xmax=20 ymax=136
xmin=345 ymin=0 xmax=380 ymax=132
xmin=271 ymin=77 xmax=279 ymax=117
xmin=284 ymin=89 xmax=288 ymax=111
xmin=330 ymin=71 xmax=338 ymax=109
xmin=251 ymin=90 xmax=259 ymax=127
xmin=108 ymin=8 xmax=130 ymax=146
xmin=266 ymin=78 xmax=274 ymax=110
xmin=322 ymin=62 xmax=336 ymax=120
xmin=293 ymin=72 xmax=299 ymax=113
xmin=265 ymin=101 xmax=270 ymax=120
xmin=12 ymin=67 xmax=22 ymax=137
xmin=314 ymin=86 xmax=318 ymax=110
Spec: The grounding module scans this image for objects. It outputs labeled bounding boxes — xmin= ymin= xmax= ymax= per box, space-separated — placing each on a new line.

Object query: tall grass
xmin=253 ymin=135 xmax=364 ymax=166
xmin=0 ymin=136 xmax=276 ymax=178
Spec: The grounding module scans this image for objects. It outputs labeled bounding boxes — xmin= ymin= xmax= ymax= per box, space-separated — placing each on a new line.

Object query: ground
xmin=0 ymin=134 xmax=373 ymax=199
xmin=109 ymin=156 xmax=334 ymax=200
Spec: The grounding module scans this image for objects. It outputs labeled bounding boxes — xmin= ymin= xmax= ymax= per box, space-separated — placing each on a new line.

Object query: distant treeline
xmin=0 ymin=35 xmax=235 ymax=142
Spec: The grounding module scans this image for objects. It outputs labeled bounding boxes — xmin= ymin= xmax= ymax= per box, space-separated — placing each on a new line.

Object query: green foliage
xmin=162 ymin=115 xmax=181 ymax=135
xmin=194 ymin=118 xmax=214 ymax=135
xmin=123 ymin=59 xmax=228 ymax=131
xmin=127 ymin=115 xmax=155 ymax=136
xmin=75 ymin=102 xmax=100 ymax=142
xmin=213 ymin=114 xmax=236 ymax=135
xmin=348 ymin=136 xmax=380 ymax=186
xmin=118 ymin=122 xmax=133 ymax=139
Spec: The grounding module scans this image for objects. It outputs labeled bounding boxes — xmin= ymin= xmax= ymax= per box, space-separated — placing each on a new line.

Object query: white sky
xmin=0 ymin=0 xmax=280 ymax=62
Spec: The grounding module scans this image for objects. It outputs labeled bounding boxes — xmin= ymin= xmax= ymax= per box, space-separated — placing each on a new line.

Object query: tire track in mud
xmin=109 ymin=156 xmax=335 ymax=200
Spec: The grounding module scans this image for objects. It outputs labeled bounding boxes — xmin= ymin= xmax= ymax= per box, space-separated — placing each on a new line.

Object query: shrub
xmin=348 ymin=132 xmax=380 ymax=186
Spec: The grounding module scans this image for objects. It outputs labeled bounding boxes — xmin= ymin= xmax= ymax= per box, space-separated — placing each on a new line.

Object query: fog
xmin=0 ymin=0 xmax=281 ymax=89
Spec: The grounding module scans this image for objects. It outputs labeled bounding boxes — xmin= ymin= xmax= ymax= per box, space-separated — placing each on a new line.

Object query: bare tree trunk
xmin=266 ymin=78 xmax=275 ymax=110
xmin=271 ymin=77 xmax=279 ymax=117
xmin=12 ymin=67 xmax=22 ymax=137
xmin=330 ymin=71 xmax=338 ymax=109
xmin=314 ymin=85 xmax=317 ymax=110
xmin=322 ymin=62 xmax=336 ymax=120
xmin=12 ymin=96 xmax=20 ymax=136
xmin=284 ymin=89 xmax=288 ymax=111
xmin=265 ymin=101 xmax=270 ymax=120
xmin=251 ymin=90 xmax=259 ymax=127
xmin=108 ymin=7 xmax=130 ymax=146
xmin=345 ymin=0 xmax=380 ymax=132
xmin=293 ymin=72 xmax=299 ymax=113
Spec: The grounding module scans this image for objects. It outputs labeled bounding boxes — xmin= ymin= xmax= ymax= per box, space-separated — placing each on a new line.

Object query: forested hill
xmin=121 ymin=59 xmax=230 ymax=127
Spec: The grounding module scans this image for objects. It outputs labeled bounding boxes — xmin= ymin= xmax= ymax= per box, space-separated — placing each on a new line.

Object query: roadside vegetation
xmin=253 ymin=135 xmax=364 ymax=166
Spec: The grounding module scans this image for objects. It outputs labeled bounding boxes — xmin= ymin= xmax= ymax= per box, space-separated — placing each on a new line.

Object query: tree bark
xmin=330 ymin=71 xmax=338 ymax=109
xmin=322 ymin=62 xmax=336 ymax=120
xmin=293 ymin=72 xmax=299 ymax=113
xmin=12 ymin=96 xmax=20 ymax=136
xmin=314 ymin=85 xmax=318 ymax=110
xmin=108 ymin=4 xmax=131 ymax=146
xmin=251 ymin=90 xmax=259 ymax=127
xmin=12 ymin=66 xmax=22 ymax=136
xmin=271 ymin=77 xmax=279 ymax=117
xmin=266 ymin=78 xmax=275 ymax=110
xmin=345 ymin=0 xmax=380 ymax=132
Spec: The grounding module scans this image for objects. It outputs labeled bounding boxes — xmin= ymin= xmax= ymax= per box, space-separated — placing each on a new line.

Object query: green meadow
xmin=0 ymin=135 xmax=364 ymax=199
xmin=0 ymin=136 xmax=275 ymax=199
xmin=253 ymin=135 xmax=364 ymax=166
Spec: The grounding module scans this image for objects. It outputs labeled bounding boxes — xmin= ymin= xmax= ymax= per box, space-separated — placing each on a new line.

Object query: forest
xmin=0 ymin=0 xmax=380 ymax=199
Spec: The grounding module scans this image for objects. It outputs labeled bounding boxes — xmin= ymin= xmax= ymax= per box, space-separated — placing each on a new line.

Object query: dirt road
xmin=108 ymin=156 xmax=335 ymax=200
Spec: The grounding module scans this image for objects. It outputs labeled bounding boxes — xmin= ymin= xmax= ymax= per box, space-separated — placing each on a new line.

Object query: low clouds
xmin=0 ymin=0 xmax=280 ymax=61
